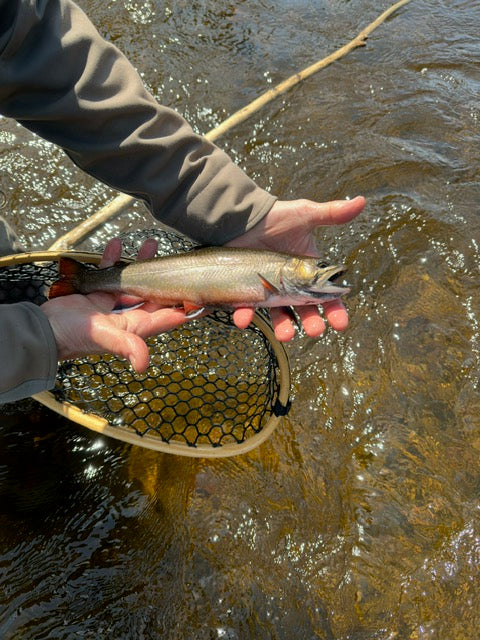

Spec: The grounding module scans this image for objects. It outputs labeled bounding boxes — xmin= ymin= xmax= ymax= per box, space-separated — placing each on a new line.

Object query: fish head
xmin=282 ymin=258 xmax=350 ymax=301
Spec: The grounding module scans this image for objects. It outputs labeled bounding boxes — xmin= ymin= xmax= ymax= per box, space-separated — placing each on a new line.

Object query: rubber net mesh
xmin=0 ymin=229 xmax=288 ymax=449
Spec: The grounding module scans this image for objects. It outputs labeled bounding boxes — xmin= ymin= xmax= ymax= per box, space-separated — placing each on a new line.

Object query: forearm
xmin=0 ymin=302 xmax=58 ymax=403
xmin=0 ymin=0 xmax=275 ymax=243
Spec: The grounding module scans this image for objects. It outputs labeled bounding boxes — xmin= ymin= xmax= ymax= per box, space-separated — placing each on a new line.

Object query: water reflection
xmin=1 ymin=0 xmax=480 ymax=637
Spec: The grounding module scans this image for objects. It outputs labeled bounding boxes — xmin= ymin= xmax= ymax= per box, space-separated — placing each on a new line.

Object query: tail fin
xmin=49 ymin=257 xmax=86 ymax=298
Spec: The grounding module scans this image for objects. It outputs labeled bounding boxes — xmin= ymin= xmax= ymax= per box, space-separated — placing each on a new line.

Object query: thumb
xmin=91 ymin=326 xmax=151 ymax=372
xmin=118 ymin=333 xmax=151 ymax=372
xmin=125 ymin=336 xmax=151 ymax=372
xmin=307 ymin=195 xmax=366 ymax=227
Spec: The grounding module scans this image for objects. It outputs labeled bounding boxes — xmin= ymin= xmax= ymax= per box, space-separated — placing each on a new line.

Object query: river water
xmin=1 ymin=1 xmax=479 ymax=638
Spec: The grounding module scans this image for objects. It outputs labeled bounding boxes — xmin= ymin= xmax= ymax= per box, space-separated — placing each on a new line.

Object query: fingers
xmin=99 ymin=237 xmax=158 ymax=269
xmin=232 ymin=302 xmax=347 ymax=342
xmin=233 ymin=306 xmax=296 ymax=341
xmin=297 ymin=195 xmax=366 ymax=230
xmin=324 ymin=195 xmax=366 ymax=225
xmin=90 ymin=323 xmax=151 ymax=372
xmin=85 ymin=307 xmax=187 ymax=372
xmin=320 ymin=299 xmax=349 ymax=332
xmin=270 ymin=308 xmax=297 ymax=341
xmin=136 ymin=238 xmax=158 ymax=260
xmin=287 ymin=301 xmax=349 ymax=335
xmin=119 ymin=334 xmax=151 ymax=373
xmin=297 ymin=196 xmax=365 ymax=239
xmin=232 ymin=307 xmax=255 ymax=329
xmin=121 ymin=308 xmax=188 ymax=371
xmin=121 ymin=306 xmax=188 ymax=339
xmin=295 ymin=306 xmax=326 ymax=337
xmin=99 ymin=237 xmax=123 ymax=268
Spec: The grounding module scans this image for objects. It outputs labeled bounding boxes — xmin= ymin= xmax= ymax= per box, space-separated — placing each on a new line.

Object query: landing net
xmin=0 ymin=229 xmax=290 ymax=457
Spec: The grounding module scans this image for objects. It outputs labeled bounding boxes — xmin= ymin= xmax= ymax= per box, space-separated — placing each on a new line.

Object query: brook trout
xmin=49 ymin=247 xmax=349 ymax=313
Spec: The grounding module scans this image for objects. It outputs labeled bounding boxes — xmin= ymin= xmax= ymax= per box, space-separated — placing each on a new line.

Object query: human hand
xmin=41 ymin=238 xmax=187 ymax=372
xmin=227 ymin=196 xmax=365 ymax=341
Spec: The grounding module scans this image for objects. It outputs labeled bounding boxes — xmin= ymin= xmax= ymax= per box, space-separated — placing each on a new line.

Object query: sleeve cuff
xmin=0 ymin=302 xmax=58 ymax=403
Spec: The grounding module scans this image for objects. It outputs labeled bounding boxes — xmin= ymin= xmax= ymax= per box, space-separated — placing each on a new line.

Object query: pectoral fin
xmin=183 ymin=301 xmax=208 ymax=318
xmin=112 ymin=301 xmax=145 ymax=313
xmin=258 ymin=273 xmax=280 ymax=296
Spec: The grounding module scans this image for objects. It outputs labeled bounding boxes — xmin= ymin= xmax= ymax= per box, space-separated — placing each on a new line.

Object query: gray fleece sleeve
xmin=0 ymin=0 xmax=277 ymax=403
xmin=0 ymin=0 xmax=276 ymax=244
xmin=0 ymin=302 xmax=58 ymax=403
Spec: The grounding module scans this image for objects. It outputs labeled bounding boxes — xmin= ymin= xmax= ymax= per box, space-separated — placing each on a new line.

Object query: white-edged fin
xmin=183 ymin=301 xmax=211 ymax=318
xmin=184 ymin=306 xmax=209 ymax=319
xmin=112 ymin=301 xmax=146 ymax=313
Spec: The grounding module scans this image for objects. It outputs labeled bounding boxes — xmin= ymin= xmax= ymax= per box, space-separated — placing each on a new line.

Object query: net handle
xmin=0 ymin=250 xmax=107 ymax=267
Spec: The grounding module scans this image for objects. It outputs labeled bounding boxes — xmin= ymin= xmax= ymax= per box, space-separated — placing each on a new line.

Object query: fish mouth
xmin=325 ymin=265 xmax=346 ymax=281
xmin=313 ymin=265 xmax=350 ymax=297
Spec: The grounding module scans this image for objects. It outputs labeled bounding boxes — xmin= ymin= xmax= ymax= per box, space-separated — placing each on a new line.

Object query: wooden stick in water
xmin=204 ymin=0 xmax=413 ymax=141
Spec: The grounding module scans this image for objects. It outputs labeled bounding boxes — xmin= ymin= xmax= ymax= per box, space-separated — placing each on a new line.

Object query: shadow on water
xmin=1 ymin=0 xmax=479 ymax=638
